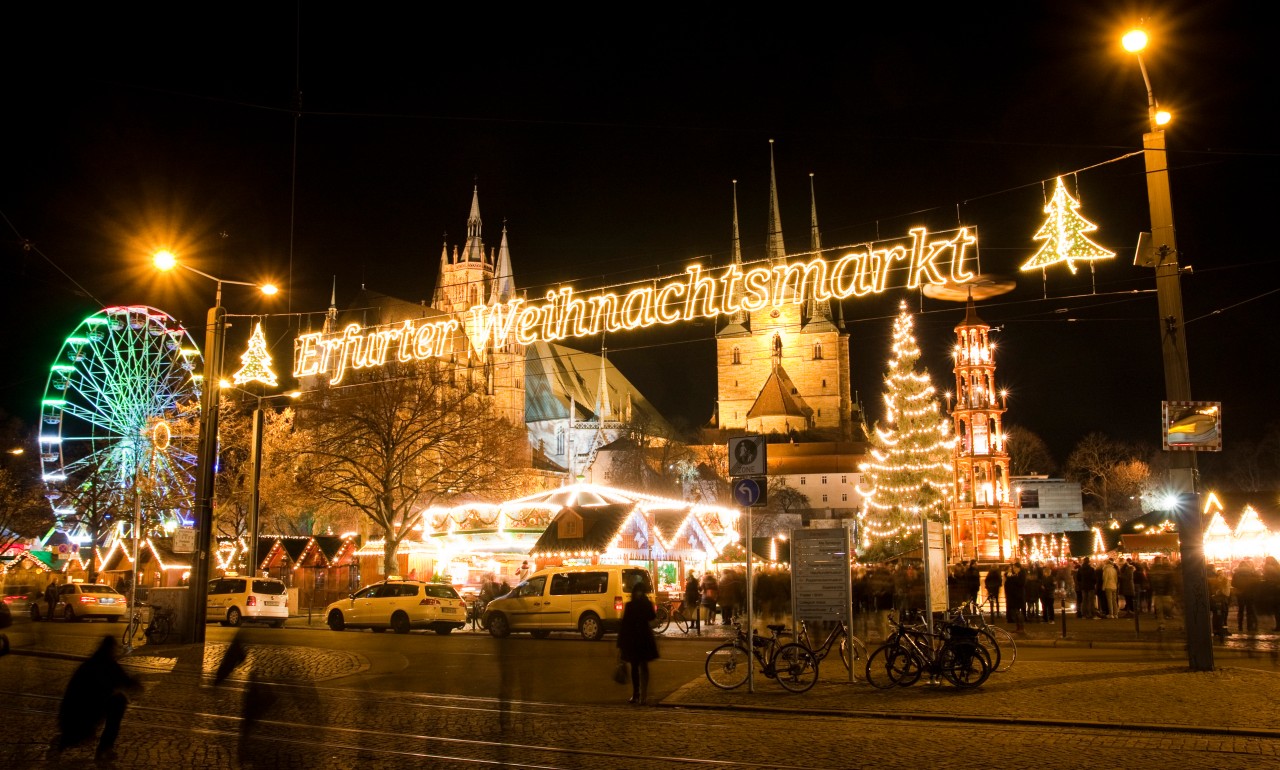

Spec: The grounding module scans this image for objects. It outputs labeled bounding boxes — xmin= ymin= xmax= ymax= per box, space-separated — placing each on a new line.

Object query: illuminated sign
xmin=294 ymin=226 xmax=978 ymax=382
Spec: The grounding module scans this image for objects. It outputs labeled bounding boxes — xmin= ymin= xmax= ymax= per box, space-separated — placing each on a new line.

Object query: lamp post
xmin=154 ymin=250 xmax=277 ymax=644
xmin=1122 ymin=29 xmax=1214 ymax=670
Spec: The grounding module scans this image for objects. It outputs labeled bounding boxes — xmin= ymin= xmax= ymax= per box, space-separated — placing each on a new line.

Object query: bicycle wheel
xmin=983 ymin=625 xmax=1016 ymax=672
xmin=672 ymin=609 xmax=688 ymax=635
xmin=940 ymin=640 xmax=991 ymax=688
xmin=145 ymin=615 xmax=172 ymax=645
xmin=122 ymin=614 xmax=140 ymax=647
xmin=864 ymin=644 xmax=900 ymax=690
xmin=705 ymin=642 xmax=750 ymax=690
xmin=651 ymin=604 xmax=671 ymax=633
xmin=840 ymin=635 xmax=869 ymax=680
xmin=772 ymin=644 xmax=818 ymax=693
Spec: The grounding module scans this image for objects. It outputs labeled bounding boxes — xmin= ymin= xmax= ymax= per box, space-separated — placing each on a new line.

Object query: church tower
xmin=714 ymin=142 xmax=853 ymax=438
xmin=432 ymin=187 xmax=526 ymax=430
xmin=948 ymin=299 xmax=1018 ymax=562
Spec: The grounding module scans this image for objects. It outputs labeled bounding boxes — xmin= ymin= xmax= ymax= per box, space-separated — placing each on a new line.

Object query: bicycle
xmin=789 ymin=619 xmax=869 ymax=681
xmin=652 ymin=598 xmax=690 ymax=635
xmin=467 ymin=599 xmax=488 ymax=632
xmin=950 ymin=600 xmax=1015 ymax=672
xmin=865 ymin=612 xmax=991 ymax=690
xmin=705 ymin=623 xmax=816 ymax=693
xmin=123 ymin=604 xmax=175 ymax=647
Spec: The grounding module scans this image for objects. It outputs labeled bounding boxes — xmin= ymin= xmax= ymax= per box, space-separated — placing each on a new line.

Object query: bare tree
xmin=0 ymin=468 xmax=53 ymax=557
xmin=605 ymin=411 xmax=687 ymax=494
xmin=1006 ymin=425 xmax=1057 ymax=477
xmin=299 ymin=360 xmax=528 ymax=576
xmin=1066 ymin=432 xmax=1150 ymax=523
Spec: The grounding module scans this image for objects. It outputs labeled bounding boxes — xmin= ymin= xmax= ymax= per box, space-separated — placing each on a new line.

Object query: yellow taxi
xmin=324 ymin=577 xmax=467 ymax=635
xmin=52 ymin=580 xmax=128 ymax=622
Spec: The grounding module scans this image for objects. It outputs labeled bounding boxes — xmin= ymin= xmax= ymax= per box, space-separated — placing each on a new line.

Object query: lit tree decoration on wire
xmin=1020 ymin=176 xmax=1115 ymax=274
xmin=857 ymin=302 xmax=954 ymax=561
xmin=231 ymin=321 xmax=278 ymax=387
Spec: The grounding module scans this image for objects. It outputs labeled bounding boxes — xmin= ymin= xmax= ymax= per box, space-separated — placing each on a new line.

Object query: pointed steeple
xmin=463 ymin=185 xmax=484 ymax=263
xmin=431 ymin=238 xmax=450 ymax=310
xmin=766 ymin=139 xmax=786 ymax=264
xmin=323 ymin=276 xmax=338 ymax=334
xmin=492 ymin=222 xmax=516 ymax=304
xmin=729 ymin=179 xmax=748 ymax=326
xmin=806 ymin=173 xmax=834 ymax=323
xmin=595 ymin=347 xmax=612 ymax=421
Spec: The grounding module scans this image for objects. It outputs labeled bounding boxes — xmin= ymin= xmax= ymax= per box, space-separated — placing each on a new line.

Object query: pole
xmin=745 ymin=504 xmax=753 ymax=693
xmin=186 ymin=304 xmax=225 ymax=644
xmin=247 ymin=403 xmax=264 ymax=577
xmin=1142 ymin=125 xmax=1213 ymax=671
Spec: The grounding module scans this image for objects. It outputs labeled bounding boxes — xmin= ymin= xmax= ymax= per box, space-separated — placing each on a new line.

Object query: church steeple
xmin=463 ymin=185 xmax=484 ymax=263
xmin=323 ymin=276 xmax=338 ymax=334
xmin=432 ymin=237 xmax=450 ymax=310
xmin=766 ymin=139 xmax=786 ymax=265
xmin=729 ymin=179 xmax=748 ymax=326
xmin=595 ymin=346 xmax=612 ymax=421
xmin=806 ymin=173 xmax=835 ymax=325
xmin=492 ymin=222 xmax=516 ymax=304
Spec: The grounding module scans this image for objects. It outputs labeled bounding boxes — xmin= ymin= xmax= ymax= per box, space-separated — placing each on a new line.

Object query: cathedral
xmin=713 ymin=142 xmax=857 ymax=441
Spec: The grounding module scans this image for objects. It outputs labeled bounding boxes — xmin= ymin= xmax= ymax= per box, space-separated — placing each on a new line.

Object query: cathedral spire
xmin=492 ymin=221 xmax=516 ymax=304
xmin=464 ymin=185 xmax=484 ymax=263
xmin=595 ymin=346 xmax=612 ymax=421
xmin=806 ymin=173 xmax=834 ymax=324
xmin=729 ymin=179 xmax=748 ymax=326
xmin=766 ymin=139 xmax=786 ymax=264
xmin=431 ymin=237 xmax=450 ymax=310
xmin=323 ymin=276 xmax=338 ymax=334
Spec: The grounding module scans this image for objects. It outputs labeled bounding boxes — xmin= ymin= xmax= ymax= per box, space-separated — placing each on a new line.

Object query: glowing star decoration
xmin=232 ymin=322 xmax=279 ymax=387
xmin=1021 ymin=177 xmax=1115 ymax=275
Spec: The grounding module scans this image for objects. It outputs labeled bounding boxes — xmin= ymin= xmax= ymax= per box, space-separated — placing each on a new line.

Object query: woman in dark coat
xmin=616 ymin=585 xmax=659 ymax=705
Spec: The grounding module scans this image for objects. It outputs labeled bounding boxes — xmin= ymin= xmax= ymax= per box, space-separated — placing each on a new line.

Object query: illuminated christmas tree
xmin=231 ymin=321 xmax=278 ymax=387
xmin=1020 ymin=176 xmax=1114 ymax=274
xmin=858 ymin=302 xmax=954 ymax=561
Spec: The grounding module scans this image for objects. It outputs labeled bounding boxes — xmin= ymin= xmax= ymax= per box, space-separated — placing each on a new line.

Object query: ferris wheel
xmin=39 ymin=305 xmax=204 ymax=531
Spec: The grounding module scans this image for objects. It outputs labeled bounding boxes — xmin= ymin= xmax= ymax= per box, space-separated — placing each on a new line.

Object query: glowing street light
xmin=153 ymin=249 xmax=277 ymax=644
xmin=1121 ymin=27 xmax=1214 ymax=671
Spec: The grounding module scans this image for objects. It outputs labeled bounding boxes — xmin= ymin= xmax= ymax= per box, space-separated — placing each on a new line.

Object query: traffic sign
xmin=728 ymin=435 xmax=766 ymax=477
xmin=731 ymin=477 xmax=767 ymax=508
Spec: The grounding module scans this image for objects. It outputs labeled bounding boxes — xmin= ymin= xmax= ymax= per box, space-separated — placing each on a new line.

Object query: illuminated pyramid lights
xmin=858 ymin=303 xmax=954 ymax=562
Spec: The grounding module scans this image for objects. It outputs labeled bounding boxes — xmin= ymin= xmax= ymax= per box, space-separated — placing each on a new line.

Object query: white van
xmin=482 ymin=564 xmax=651 ymax=641
xmin=206 ymin=575 xmax=289 ymax=627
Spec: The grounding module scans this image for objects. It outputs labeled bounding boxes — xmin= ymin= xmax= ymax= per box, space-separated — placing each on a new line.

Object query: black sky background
xmin=3 ymin=2 xmax=1276 ymax=475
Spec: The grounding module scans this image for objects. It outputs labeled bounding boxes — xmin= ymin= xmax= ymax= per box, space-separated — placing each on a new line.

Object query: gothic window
xmin=556 ymin=429 xmax=565 ymax=456
xmin=841 ymin=493 xmax=848 ymax=502
xmin=841 ymin=475 xmax=847 ymax=484
xmin=813 ymin=342 xmax=823 ymax=360
xmin=822 ymin=494 xmax=828 ymax=502
xmin=821 ymin=476 xmax=828 ymax=484
xmin=732 ymin=346 xmax=741 ymax=365
xmin=800 ymin=477 xmax=806 ymax=485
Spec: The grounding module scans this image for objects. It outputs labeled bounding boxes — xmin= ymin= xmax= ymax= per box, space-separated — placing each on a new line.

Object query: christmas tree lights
xmin=858 ymin=302 xmax=954 ymax=561
xmin=232 ymin=321 xmax=279 ymax=387
xmin=1020 ymin=176 xmax=1115 ymax=275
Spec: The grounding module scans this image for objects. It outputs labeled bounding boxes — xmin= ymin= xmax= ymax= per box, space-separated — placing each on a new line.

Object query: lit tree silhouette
xmin=858 ymin=303 xmax=953 ymax=561
xmin=1020 ymin=176 xmax=1114 ymax=274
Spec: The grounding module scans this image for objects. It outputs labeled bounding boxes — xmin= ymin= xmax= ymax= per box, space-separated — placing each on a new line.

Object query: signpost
xmin=728 ymin=435 xmax=766 ymax=692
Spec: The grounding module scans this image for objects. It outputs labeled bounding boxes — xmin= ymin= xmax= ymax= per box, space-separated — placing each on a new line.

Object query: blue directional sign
xmin=731 ymin=477 xmax=767 ymax=508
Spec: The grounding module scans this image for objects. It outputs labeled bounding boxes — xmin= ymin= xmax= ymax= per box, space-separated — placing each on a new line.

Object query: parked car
xmin=324 ymin=578 xmax=467 ymax=635
xmin=49 ymin=581 xmax=128 ymax=622
xmin=206 ymin=575 xmax=289 ymax=627
xmin=2 ymin=585 xmax=38 ymax=616
xmin=483 ymin=564 xmax=652 ymax=641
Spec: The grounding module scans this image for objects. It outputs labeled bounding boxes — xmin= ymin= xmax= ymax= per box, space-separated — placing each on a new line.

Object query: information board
xmin=790 ymin=527 xmax=852 ymax=624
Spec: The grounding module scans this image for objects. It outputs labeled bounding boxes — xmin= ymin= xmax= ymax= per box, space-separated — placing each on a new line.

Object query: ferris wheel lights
xmin=38 ymin=435 xmax=61 ymax=444
xmin=65 ymin=337 xmax=89 ymax=345
xmin=43 ymin=473 xmax=67 ymax=482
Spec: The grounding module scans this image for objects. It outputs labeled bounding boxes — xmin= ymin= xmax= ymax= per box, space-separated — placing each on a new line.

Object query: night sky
xmin=4 ymin=2 xmax=1275 ymax=473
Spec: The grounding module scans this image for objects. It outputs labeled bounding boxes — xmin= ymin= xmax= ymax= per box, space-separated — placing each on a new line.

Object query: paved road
xmin=3 ymin=614 xmax=1279 ymax=768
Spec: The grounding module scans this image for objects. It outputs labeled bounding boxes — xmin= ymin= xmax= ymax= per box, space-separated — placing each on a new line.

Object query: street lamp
xmin=1122 ymin=28 xmax=1214 ymax=670
xmin=154 ymin=250 xmax=277 ymax=644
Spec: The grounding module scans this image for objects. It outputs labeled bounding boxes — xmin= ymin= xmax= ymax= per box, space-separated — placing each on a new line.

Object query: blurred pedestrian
xmin=1004 ymin=562 xmax=1026 ymax=633
xmin=983 ymin=566 xmax=1002 ymax=621
xmin=964 ymin=560 xmax=981 ymax=606
xmin=699 ymin=571 xmax=719 ymax=625
xmin=616 ymin=585 xmax=658 ymax=705
xmin=718 ymin=569 xmax=742 ymax=625
xmin=1101 ymin=558 xmax=1119 ymax=619
xmin=1262 ymin=556 xmax=1280 ymax=632
xmin=215 ymin=631 xmax=278 ymax=765
xmin=1119 ymin=560 xmax=1136 ymax=616
xmin=44 ymin=579 xmax=59 ymax=621
xmin=1024 ymin=564 xmax=1041 ymax=623
xmin=1150 ymin=556 xmax=1176 ymax=622
xmin=1039 ymin=564 xmax=1056 ymax=623
xmin=1077 ymin=558 xmax=1098 ymax=619
xmin=49 ymin=635 xmax=140 ymax=762
xmin=1232 ymin=558 xmax=1259 ymax=633
xmin=683 ymin=572 xmax=701 ymax=634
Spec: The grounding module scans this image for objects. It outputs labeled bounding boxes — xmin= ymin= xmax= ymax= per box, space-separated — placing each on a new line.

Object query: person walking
xmin=964 ymin=560 xmax=981 ymax=606
xmin=1149 ymin=556 xmax=1176 ymax=622
xmin=683 ymin=572 xmax=701 ymax=634
xmin=1119 ymin=559 xmax=1136 ymax=616
xmin=699 ymin=572 xmax=719 ymax=626
xmin=49 ymin=635 xmax=141 ymax=762
xmin=616 ymin=585 xmax=659 ymax=705
xmin=44 ymin=579 xmax=59 ymax=621
xmin=1004 ymin=562 xmax=1026 ymax=633
xmin=1024 ymin=564 xmax=1041 ymax=624
xmin=1101 ymin=558 xmax=1119 ymax=619
xmin=1232 ymin=558 xmax=1259 ymax=633
xmin=1077 ymin=558 xmax=1098 ymax=619
xmin=1039 ymin=564 xmax=1056 ymax=623
xmin=983 ymin=566 xmax=1002 ymax=622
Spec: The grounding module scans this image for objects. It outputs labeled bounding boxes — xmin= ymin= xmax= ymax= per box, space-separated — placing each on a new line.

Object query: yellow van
xmin=482 ymin=564 xmax=651 ymax=641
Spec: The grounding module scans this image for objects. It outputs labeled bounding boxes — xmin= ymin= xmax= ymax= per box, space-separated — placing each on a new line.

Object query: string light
xmin=1021 ymin=177 xmax=1115 ymax=275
